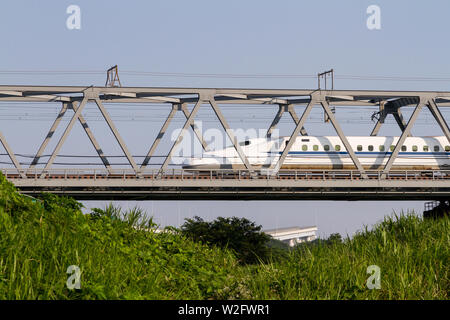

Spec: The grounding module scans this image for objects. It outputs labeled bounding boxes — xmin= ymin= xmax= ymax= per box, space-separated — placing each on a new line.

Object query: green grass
xmin=242 ymin=213 xmax=449 ymax=299
xmin=0 ymin=173 xmax=448 ymax=299
xmin=0 ymin=174 xmax=238 ymax=299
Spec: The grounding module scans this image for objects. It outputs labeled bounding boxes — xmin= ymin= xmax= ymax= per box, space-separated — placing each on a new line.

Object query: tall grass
xmin=243 ymin=213 xmax=449 ymax=299
xmin=0 ymin=172 xmax=448 ymax=299
xmin=0 ymin=175 xmax=239 ymax=299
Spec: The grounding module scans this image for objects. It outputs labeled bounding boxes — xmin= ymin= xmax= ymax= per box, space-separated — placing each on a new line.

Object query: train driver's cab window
xmin=401 ymin=145 xmax=407 ymax=152
xmin=379 ymin=145 xmax=385 ymax=152
xmin=302 ymin=145 xmax=308 ymax=151
xmin=390 ymin=145 xmax=395 ymax=152
xmin=239 ymin=140 xmax=251 ymax=146
xmin=313 ymin=145 xmax=319 ymax=151
xmin=412 ymin=145 xmax=418 ymax=152
xmin=357 ymin=145 xmax=362 ymax=151
xmin=434 ymin=146 xmax=440 ymax=152
xmin=324 ymin=145 xmax=330 ymax=151
xmin=335 ymin=145 xmax=341 ymax=151
xmin=423 ymin=146 xmax=429 ymax=152
xmin=445 ymin=146 xmax=450 ymax=152
xmin=368 ymin=145 xmax=374 ymax=152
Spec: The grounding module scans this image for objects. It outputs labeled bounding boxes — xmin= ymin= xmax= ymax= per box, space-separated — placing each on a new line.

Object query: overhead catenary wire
xmin=2 ymin=69 xmax=450 ymax=82
xmin=0 ymin=103 xmax=447 ymax=122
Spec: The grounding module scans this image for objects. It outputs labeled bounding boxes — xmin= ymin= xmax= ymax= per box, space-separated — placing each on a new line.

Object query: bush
xmin=181 ymin=216 xmax=271 ymax=265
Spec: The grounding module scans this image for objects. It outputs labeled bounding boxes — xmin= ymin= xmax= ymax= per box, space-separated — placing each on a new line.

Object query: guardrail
xmin=2 ymin=168 xmax=450 ymax=181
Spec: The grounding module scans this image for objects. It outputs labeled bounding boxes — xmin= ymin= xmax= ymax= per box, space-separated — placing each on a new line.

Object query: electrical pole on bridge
xmin=105 ymin=65 xmax=122 ymax=87
xmin=318 ymin=69 xmax=335 ymax=123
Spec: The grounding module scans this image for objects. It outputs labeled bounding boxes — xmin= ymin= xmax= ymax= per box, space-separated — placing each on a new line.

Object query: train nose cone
xmin=182 ymin=157 xmax=220 ymax=169
xmin=182 ymin=158 xmax=197 ymax=167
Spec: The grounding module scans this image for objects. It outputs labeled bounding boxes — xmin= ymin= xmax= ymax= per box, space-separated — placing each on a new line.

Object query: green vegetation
xmin=0 ymin=174 xmax=238 ymax=299
xmin=0 ymin=173 xmax=448 ymax=299
xmin=245 ymin=213 xmax=449 ymax=299
xmin=181 ymin=216 xmax=271 ymax=264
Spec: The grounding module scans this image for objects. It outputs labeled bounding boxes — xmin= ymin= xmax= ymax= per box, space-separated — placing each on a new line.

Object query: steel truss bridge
xmin=0 ymin=85 xmax=450 ymax=200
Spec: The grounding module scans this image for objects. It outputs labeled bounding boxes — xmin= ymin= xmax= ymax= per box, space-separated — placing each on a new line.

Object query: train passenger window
xmin=445 ymin=146 xmax=450 ymax=152
xmin=335 ymin=145 xmax=341 ymax=151
xmin=313 ymin=145 xmax=319 ymax=151
xmin=379 ymin=145 xmax=385 ymax=152
xmin=239 ymin=140 xmax=251 ymax=146
xmin=401 ymin=145 xmax=407 ymax=152
xmin=324 ymin=145 xmax=330 ymax=151
xmin=434 ymin=146 xmax=440 ymax=152
xmin=368 ymin=145 xmax=374 ymax=151
xmin=302 ymin=145 xmax=308 ymax=151
xmin=357 ymin=145 xmax=362 ymax=151
xmin=423 ymin=146 xmax=429 ymax=152
xmin=390 ymin=145 xmax=395 ymax=152
xmin=412 ymin=145 xmax=418 ymax=152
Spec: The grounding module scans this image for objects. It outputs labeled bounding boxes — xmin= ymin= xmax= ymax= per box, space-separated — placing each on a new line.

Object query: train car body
xmin=182 ymin=136 xmax=450 ymax=170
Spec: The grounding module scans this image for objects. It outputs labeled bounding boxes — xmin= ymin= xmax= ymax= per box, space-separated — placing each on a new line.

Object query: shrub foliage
xmin=181 ymin=216 xmax=271 ymax=264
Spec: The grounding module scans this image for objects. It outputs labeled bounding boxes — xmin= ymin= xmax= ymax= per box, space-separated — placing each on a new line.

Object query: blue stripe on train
xmin=271 ymin=151 xmax=450 ymax=156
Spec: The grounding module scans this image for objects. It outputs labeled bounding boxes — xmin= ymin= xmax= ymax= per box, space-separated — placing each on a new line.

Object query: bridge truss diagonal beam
xmin=266 ymin=104 xmax=307 ymax=138
xmin=392 ymin=109 xmax=408 ymax=133
xmin=159 ymin=96 xmax=255 ymax=174
xmin=370 ymin=102 xmax=386 ymax=136
xmin=140 ymin=103 xmax=210 ymax=170
xmin=382 ymin=100 xmax=425 ymax=175
xmin=30 ymin=102 xmax=68 ymax=168
xmin=209 ymin=98 xmax=255 ymax=173
xmin=94 ymin=98 xmax=139 ymax=174
xmin=71 ymin=101 xmax=112 ymax=173
xmin=321 ymin=100 xmax=368 ymax=178
xmin=271 ymin=99 xmax=316 ymax=175
xmin=0 ymin=131 xmax=25 ymax=178
xmin=287 ymin=105 xmax=308 ymax=136
xmin=31 ymin=101 xmax=112 ymax=174
xmin=180 ymin=103 xmax=210 ymax=152
xmin=140 ymin=105 xmax=178 ymax=170
xmin=40 ymin=97 xmax=89 ymax=177
xmin=371 ymin=110 xmax=409 ymax=136
xmin=428 ymin=99 xmax=450 ymax=144
xmin=160 ymin=99 xmax=203 ymax=172
xmin=266 ymin=105 xmax=284 ymax=138
xmin=371 ymin=98 xmax=419 ymax=136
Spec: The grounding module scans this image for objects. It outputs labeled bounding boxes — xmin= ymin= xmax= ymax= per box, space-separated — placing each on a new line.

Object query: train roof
xmin=274 ymin=135 xmax=446 ymax=138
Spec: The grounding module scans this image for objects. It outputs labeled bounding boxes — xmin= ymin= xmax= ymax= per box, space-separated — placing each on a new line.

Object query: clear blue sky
xmin=1 ymin=0 xmax=449 ymax=237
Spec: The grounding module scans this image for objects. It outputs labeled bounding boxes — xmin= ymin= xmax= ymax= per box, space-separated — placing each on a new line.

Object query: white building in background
xmin=264 ymin=226 xmax=318 ymax=247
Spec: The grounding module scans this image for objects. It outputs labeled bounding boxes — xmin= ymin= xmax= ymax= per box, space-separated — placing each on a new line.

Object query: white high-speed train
xmin=182 ymin=136 xmax=450 ymax=170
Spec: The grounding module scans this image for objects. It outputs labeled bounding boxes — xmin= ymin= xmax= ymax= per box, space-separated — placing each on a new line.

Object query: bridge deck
xmin=4 ymin=169 xmax=450 ymax=201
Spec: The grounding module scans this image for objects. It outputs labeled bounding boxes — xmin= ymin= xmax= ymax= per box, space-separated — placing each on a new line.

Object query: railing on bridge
xmin=2 ymin=168 xmax=450 ymax=181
